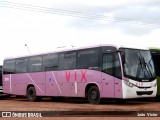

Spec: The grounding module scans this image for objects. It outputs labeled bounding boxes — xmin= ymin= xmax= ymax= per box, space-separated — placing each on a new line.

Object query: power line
xmin=0 ymin=1 xmax=159 ymax=27
xmin=0 ymin=1 xmax=111 ymax=19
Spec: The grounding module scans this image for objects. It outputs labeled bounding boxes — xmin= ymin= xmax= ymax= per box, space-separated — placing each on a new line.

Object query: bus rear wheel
xmin=87 ymin=86 xmax=101 ymax=104
xmin=27 ymin=87 xmax=37 ymax=102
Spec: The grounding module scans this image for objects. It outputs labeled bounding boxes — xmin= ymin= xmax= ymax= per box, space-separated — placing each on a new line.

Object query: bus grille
xmin=136 ymin=91 xmax=153 ymax=95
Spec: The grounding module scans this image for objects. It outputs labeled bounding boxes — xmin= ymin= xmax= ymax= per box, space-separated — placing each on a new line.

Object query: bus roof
xmin=4 ymin=43 xmax=149 ymax=60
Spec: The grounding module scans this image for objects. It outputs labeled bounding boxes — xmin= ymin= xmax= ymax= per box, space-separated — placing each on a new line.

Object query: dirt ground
xmin=0 ymin=96 xmax=160 ymax=120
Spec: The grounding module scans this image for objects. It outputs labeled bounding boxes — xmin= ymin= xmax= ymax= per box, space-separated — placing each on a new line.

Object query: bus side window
xmin=3 ymin=59 xmax=16 ymax=74
xmin=28 ymin=56 xmax=42 ymax=72
xmin=77 ymin=48 xmax=99 ymax=69
xmin=102 ymin=54 xmax=113 ymax=75
xmin=43 ymin=53 xmax=58 ymax=71
xmin=15 ymin=58 xmax=28 ymax=73
xmin=102 ymin=53 xmax=122 ymax=79
xmin=59 ymin=51 xmax=76 ymax=70
xmin=152 ymin=55 xmax=160 ymax=76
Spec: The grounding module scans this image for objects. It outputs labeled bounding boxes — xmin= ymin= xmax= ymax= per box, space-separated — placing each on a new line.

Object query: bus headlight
xmin=151 ymin=83 xmax=157 ymax=87
xmin=153 ymin=83 xmax=157 ymax=87
xmin=123 ymin=80 xmax=135 ymax=88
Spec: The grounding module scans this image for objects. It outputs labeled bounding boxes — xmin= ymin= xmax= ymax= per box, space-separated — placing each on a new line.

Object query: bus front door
xmin=102 ymin=53 xmax=115 ymax=98
xmin=102 ymin=53 xmax=122 ymax=98
xmin=102 ymin=73 xmax=115 ymax=98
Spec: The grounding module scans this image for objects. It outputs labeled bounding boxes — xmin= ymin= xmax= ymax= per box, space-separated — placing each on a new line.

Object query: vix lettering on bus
xmin=65 ymin=70 xmax=87 ymax=82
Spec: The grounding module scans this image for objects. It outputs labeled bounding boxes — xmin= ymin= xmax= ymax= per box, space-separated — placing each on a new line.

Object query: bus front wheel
xmin=87 ymin=86 xmax=101 ymax=104
xmin=27 ymin=87 xmax=37 ymax=102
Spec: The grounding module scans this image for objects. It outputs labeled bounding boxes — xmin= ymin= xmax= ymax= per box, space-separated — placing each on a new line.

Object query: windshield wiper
xmin=137 ymin=51 xmax=154 ymax=79
xmin=136 ymin=57 xmax=143 ymax=79
xmin=141 ymin=57 xmax=153 ymax=78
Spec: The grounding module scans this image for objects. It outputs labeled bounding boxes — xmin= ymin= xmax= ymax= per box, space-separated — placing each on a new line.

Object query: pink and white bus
xmin=2 ymin=44 xmax=157 ymax=104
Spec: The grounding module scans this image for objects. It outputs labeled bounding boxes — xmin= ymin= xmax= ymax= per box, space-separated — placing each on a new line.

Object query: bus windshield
xmin=120 ymin=48 xmax=156 ymax=81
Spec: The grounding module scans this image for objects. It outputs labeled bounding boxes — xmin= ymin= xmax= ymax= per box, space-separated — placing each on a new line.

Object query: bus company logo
xmin=65 ymin=70 xmax=87 ymax=82
xmin=2 ymin=112 xmax=11 ymax=117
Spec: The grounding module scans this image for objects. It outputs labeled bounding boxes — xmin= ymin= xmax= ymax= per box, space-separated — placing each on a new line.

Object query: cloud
xmin=67 ymin=0 xmax=160 ymax=36
xmin=0 ymin=0 xmax=160 ymax=64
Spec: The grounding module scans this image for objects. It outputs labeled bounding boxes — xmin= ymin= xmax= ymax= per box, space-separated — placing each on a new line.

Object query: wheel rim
xmin=88 ymin=86 xmax=100 ymax=104
xmin=28 ymin=90 xmax=34 ymax=99
xmin=91 ymin=91 xmax=97 ymax=100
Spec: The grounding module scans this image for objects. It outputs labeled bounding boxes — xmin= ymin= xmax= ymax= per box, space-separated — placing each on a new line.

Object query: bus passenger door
xmin=102 ymin=53 xmax=115 ymax=98
xmin=102 ymin=53 xmax=122 ymax=98
xmin=113 ymin=53 xmax=122 ymax=98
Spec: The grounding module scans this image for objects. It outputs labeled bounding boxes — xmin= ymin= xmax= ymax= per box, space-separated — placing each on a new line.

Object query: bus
xmin=2 ymin=44 xmax=157 ymax=104
xmin=0 ymin=66 xmax=3 ymax=94
xmin=150 ymin=49 xmax=160 ymax=99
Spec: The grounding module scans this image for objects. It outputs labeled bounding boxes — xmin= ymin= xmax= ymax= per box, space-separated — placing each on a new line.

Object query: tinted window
xmin=16 ymin=58 xmax=28 ymax=73
xmin=77 ymin=48 xmax=99 ymax=69
xmin=43 ymin=53 xmax=58 ymax=71
xmin=102 ymin=53 xmax=122 ymax=79
xmin=102 ymin=54 xmax=113 ymax=75
xmin=28 ymin=56 xmax=42 ymax=72
xmin=150 ymin=50 xmax=160 ymax=77
xmin=3 ymin=59 xmax=16 ymax=74
xmin=59 ymin=51 xmax=76 ymax=70
xmin=152 ymin=55 xmax=160 ymax=76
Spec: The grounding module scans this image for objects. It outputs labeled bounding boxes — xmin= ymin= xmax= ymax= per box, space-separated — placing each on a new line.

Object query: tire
xmin=116 ymin=99 xmax=126 ymax=104
xmin=88 ymin=86 xmax=101 ymax=104
xmin=51 ymin=97 xmax=64 ymax=102
xmin=27 ymin=87 xmax=37 ymax=102
xmin=156 ymin=96 xmax=160 ymax=101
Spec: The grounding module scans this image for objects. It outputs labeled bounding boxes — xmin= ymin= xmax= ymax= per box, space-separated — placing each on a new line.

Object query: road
xmin=0 ymin=96 xmax=160 ymax=120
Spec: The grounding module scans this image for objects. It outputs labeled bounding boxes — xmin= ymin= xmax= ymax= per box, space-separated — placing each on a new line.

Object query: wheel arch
xmin=85 ymin=83 xmax=101 ymax=98
xmin=26 ymin=84 xmax=35 ymax=95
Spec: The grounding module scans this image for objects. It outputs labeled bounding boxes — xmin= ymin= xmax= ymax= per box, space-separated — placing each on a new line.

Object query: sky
xmin=0 ymin=0 xmax=160 ymax=64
